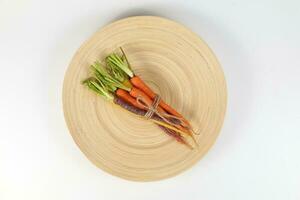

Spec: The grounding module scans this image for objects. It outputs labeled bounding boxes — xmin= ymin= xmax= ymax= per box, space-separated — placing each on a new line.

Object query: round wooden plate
xmin=63 ymin=16 xmax=227 ymax=181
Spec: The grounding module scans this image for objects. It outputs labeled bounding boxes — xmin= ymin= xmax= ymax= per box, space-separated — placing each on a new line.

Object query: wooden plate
xmin=63 ymin=16 xmax=227 ymax=181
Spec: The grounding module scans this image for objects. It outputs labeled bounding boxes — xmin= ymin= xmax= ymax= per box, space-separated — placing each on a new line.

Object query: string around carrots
xmin=82 ymin=47 xmax=198 ymax=149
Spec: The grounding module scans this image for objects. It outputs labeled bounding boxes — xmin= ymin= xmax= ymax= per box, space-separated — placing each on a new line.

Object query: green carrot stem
xmin=106 ymin=53 xmax=134 ymax=78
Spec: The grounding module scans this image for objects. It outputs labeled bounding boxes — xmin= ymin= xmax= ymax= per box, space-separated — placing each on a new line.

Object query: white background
xmin=1 ymin=0 xmax=299 ymax=199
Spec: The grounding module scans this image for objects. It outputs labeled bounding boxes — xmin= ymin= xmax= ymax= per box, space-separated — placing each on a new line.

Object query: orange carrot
xmin=116 ymin=89 xmax=144 ymax=110
xmin=129 ymin=87 xmax=166 ymax=114
xmin=130 ymin=76 xmax=156 ymax=98
xmin=130 ymin=76 xmax=190 ymax=125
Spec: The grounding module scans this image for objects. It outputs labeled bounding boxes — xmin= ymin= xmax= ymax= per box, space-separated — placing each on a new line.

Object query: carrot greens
xmin=106 ymin=53 xmax=134 ymax=78
xmin=90 ymin=61 xmax=130 ymax=92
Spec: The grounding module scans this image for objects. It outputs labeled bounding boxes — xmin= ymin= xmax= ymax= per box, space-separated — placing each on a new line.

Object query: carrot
xmin=130 ymin=75 xmax=191 ymax=127
xmin=129 ymin=87 xmax=166 ymax=114
xmin=116 ymin=88 xmax=144 ymax=110
xmin=131 ymin=76 xmax=182 ymax=117
xmin=130 ymin=76 xmax=155 ymax=97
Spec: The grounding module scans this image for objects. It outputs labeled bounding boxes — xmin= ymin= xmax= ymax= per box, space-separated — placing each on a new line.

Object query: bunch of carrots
xmin=83 ymin=48 xmax=197 ymax=149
